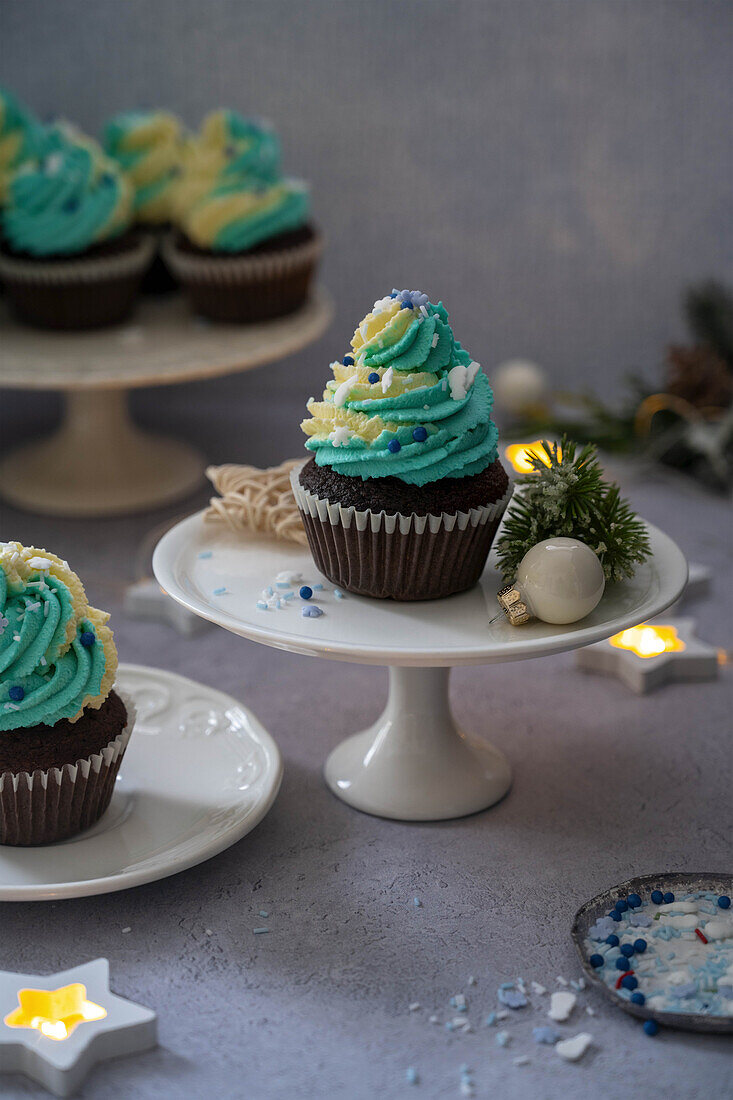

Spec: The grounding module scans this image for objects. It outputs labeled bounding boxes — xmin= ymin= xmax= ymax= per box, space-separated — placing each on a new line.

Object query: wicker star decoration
xmin=204 ymin=459 xmax=308 ymax=545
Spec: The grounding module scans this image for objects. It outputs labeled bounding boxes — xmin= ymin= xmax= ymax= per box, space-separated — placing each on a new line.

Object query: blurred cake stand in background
xmin=0 ymin=289 xmax=332 ymax=517
xmin=153 ymin=515 xmax=687 ymax=822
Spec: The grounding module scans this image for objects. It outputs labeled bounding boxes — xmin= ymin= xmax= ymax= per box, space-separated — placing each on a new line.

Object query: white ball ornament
xmin=497 ymin=537 xmax=606 ymax=626
xmin=492 ymin=359 xmax=548 ymax=416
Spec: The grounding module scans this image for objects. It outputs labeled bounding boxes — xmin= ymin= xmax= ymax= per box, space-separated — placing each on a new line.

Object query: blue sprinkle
xmin=633 ymin=939 xmax=648 ymax=953
xmin=663 ymin=892 xmax=675 ymax=904
xmin=718 ymin=896 xmax=731 ymax=909
xmin=334 ymin=589 xmax=345 ymax=600
xmin=615 ymin=957 xmax=630 ymax=971
xmin=496 ymin=1030 xmax=510 ymax=1047
xmin=79 ymin=631 xmax=96 ymax=647
xmin=412 ymin=426 xmax=428 ymax=442
xmin=197 ymin=550 xmax=213 ymax=559
xmin=406 ymin=1067 xmax=418 ymax=1086
xmin=498 ymin=988 xmax=527 ymax=1009
xmin=609 ymin=910 xmax=622 ymax=922
xmin=387 ymin=438 xmax=401 ymax=453
xmin=368 ymin=372 xmax=380 ymax=384
xmin=259 ymin=910 xmax=269 ymax=918
xmin=256 ymin=600 xmax=268 ymax=610
xmin=651 ymin=890 xmax=664 ymax=904
xmin=533 ymin=1026 xmax=560 ymax=1045
xmin=621 ymin=975 xmax=638 ymax=991
xmin=629 ymin=912 xmax=653 ymax=927
xmin=402 ymin=301 xmax=413 ymax=309
xmin=620 ymin=943 xmax=635 ymax=958
xmin=605 ymin=935 xmax=620 ymax=947
xmin=275 ymin=581 xmax=290 ymax=588
xmin=589 ymin=954 xmax=604 ymax=969
xmin=643 ymin=1020 xmax=659 ymax=1036
xmin=299 ymin=585 xmax=313 ymax=600
xmin=264 ymin=586 xmax=274 ymax=596
xmin=484 ymin=1013 xmax=497 ymax=1027
xmin=630 ymin=992 xmax=646 ymax=1005
xmin=627 ymin=893 xmax=642 ymax=908
xmin=253 ymin=927 xmax=269 ymax=934
xmin=282 ymin=591 xmax=294 ymax=600
xmin=313 ymin=584 xmax=324 ymax=590
xmin=213 ymin=587 xmax=227 ymax=596
xmin=615 ymin=899 xmax=629 ymax=912
xmin=343 ymin=355 xmax=355 ymax=366
xmin=671 ymin=983 xmax=697 ymax=999
xmin=390 ymin=290 xmax=398 ymax=298
xmin=8 ymin=686 xmax=24 ymax=702
xmin=413 ymin=897 xmax=422 ymax=907
xmin=302 ymin=606 xmax=324 ymax=618
xmin=499 ymin=982 xmax=514 ymax=990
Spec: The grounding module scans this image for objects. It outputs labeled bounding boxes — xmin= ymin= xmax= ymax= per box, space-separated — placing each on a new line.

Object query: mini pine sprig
xmin=496 ymin=437 xmax=651 ymax=583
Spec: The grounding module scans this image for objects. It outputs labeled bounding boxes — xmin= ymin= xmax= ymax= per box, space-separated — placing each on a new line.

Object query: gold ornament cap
xmin=496 ymin=581 xmax=533 ymax=626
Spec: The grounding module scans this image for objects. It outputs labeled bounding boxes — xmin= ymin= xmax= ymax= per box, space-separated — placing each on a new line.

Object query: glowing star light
xmin=576 ymin=617 xmax=719 ymax=694
xmin=504 ymin=440 xmax=560 ymax=474
xmin=0 ymin=959 xmax=156 ymax=1097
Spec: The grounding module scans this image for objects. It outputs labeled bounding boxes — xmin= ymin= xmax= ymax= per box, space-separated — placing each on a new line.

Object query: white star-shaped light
xmin=0 ymin=958 xmax=156 ymax=1097
xmin=576 ymin=616 xmax=719 ymax=694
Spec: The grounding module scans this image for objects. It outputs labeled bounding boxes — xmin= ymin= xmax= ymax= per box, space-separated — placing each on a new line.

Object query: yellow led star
xmin=609 ymin=624 xmax=685 ymax=659
xmin=4 ymin=983 xmax=106 ymax=1041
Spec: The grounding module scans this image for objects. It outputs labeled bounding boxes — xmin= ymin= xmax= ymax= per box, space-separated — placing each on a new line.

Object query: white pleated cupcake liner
xmin=162 ymin=229 xmax=323 ymax=284
xmin=0 ymin=688 xmax=136 ymax=846
xmin=290 ymin=464 xmax=513 ymax=600
xmin=0 ymin=234 xmax=155 ymax=285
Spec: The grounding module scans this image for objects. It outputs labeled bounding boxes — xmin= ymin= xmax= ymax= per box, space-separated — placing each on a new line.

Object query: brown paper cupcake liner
xmin=162 ymin=228 xmax=322 ymax=322
xmin=0 ymin=234 xmax=154 ymax=329
xmin=291 ymin=467 xmax=512 ymax=600
xmin=0 ymin=690 xmax=136 ymax=847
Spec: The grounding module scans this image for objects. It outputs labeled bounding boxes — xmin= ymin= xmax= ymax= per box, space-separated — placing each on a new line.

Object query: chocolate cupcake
xmin=103 ymin=108 xmax=186 ymax=293
xmin=164 ymin=109 xmax=321 ymax=322
xmin=294 ymin=290 xmax=512 ymax=600
xmin=0 ymin=543 xmax=134 ymax=845
xmin=0 ymin=124 xmax=153 ymax=329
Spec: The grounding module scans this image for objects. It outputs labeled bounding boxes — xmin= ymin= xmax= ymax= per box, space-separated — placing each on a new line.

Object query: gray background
xmin=1 ymin=3 xmax=732 ymax=1099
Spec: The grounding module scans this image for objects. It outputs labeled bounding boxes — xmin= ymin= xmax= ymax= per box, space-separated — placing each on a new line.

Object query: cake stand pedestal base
xmin=0 ymin=389 xmax=203 ymax=517
xmin=324 ymin=666 xmax=512 ymax=821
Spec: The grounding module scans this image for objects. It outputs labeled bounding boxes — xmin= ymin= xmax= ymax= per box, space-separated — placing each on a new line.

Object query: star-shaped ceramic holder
xmin=0 ymin=958 xmax=156 ymax=1097
xmin=575 ymin=616 xmax=719 ymax=693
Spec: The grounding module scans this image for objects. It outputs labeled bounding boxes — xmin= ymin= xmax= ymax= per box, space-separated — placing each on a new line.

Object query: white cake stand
xmin=153 ymin=515 xmax=687 ymax=821
xmin=0 ymin=290 xmax=332 ymax=516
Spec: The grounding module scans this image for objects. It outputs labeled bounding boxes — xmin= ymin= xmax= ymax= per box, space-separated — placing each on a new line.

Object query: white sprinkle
xmin=275 ymin=571 xmax=302 ymax=585
xmin=13 ymin=635 xmax=20 ymax=642
xmin=585 ymin=1006 xmax=595 ymax=1016
xmin=556 ymin=975 xmax=568 ymax=986
xmin=429 ymin=1015 xmax=439 ymax=1025
xmin=4 ymin=703 xmax=19 ymax=711
xmin=420 ymin=304 xmax=428 ymax=317
xmin=513 ymin=1056 xmax=530 ymax=1067
xmin=25 ymin=602 xmax=41 ymax=612
xmin=409 ymin=1002 xmax=421 ymax=1012
xmin=43 ymin=601 xmax=50 ymax=617
xmin=205 ymin=929 xmax=213 ymax=936
xmin=555 ymin=1033 xmax=593 ymax=1062
xmin=467 ymin=976 xmax=477 ymax=986
xmin=548 ymin=991 xmax=577 ymax=1022
xmin=333 ymin=373 xmax=358 ymax=407
xmin=496 ymin=1010 xmax=509 ymax=1021
xmin=431 ymin=333 xmax=439 ymax=348
xmin=570 ymin=977 xmax=586 ymax=991
xmin=40 ymin=657 xmax=46 ymax=666
xmin=531 ymin=982 xmax=546 ymax=995
xmin=121 ymin=926 xmax=131 ymax=934
xmin=381 ymin=366 xmax=394 ymax=393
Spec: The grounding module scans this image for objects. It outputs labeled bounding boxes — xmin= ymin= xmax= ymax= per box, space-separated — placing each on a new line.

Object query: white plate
xmin=153 ymin=514 xmax=687 ymax=667
xmin=0 ymin=665 xmax=283 ymax=902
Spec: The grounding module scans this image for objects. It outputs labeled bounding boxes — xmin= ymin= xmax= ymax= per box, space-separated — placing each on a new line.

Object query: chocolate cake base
xmin=0 ymin=231 xmax=152 ymax=330
xmin=164 ymin=223 xmax=321 ymax=323
xmin=295 ymin=459 xmax=511 ymax=601
xmin=0 ymin=691 xmax=132 ymax=846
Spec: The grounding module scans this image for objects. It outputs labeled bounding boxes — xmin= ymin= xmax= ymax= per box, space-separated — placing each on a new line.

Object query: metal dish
xmin=572 ymin=872 xmax=733 ymax=1034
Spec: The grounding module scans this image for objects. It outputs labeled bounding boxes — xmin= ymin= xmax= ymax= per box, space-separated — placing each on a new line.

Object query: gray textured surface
xmin=1 ymin=427 xmax=731 ymax=1098
xmin=1 ymin=2 xmax=732 ymax=1096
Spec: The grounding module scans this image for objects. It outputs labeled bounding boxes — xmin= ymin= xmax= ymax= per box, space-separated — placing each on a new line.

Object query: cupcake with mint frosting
xmin=165 ymin=109 xmax=320 ymax=322
xmin=103 ymin=109 xmax=186 ymax=292
xmin=0 ymin=542 xmax=135 ymax=845
xmin=294 ymin=290 xmax=511 ymax=600
xmin=0 ymin=124 xmax=153 ymax=329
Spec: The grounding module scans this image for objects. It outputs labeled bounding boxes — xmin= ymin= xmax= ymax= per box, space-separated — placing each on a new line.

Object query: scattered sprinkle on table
xmin=253 ymin=927 xmax=269 ymax=935
xmin=555 ymin=1033 xmax=593 ymax=1062
xmin=121 ymin=927 xmax=131 ymax=934
xmin=213 ymin=587 xmax=227 ymax=596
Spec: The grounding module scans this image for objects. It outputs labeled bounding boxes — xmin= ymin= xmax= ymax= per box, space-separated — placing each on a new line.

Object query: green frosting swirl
xmin=301 ymin=292 xmax=499 ymax=486
xmin=2 ymin=125 xmax=132 ymax=257
xmin=103 ymin=109 xmax=185 ymax=224
xmin=176 ymin=109 xmax=309 ymax=252
xmin=0 ymin=86 xmax=43 ymax=201
xmin=0 ymin=545 xmax=116 ymax=734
